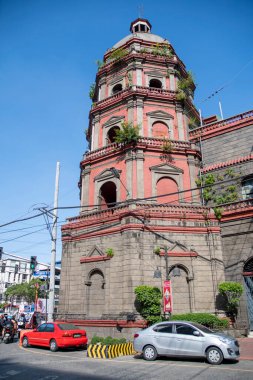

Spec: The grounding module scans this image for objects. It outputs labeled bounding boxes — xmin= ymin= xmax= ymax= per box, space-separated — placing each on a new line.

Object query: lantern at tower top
xmin=130 ymin=18 xmax=152 ymax=33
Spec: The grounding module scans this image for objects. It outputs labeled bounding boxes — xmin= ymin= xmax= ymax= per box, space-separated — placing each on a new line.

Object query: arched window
xmin=99 ymin=181 xmax=117 ymax=209
xmin=242 ymin=176 xmax=253 ymax=200
xmin=156 ymin=177 xmax=179 ymax=204
xmin=149 ymin=79 xmax=162 ymax=89
xmin=170 ymin=266 xmax=191 ymax=313
xmin=112 ymin=83 xmax=123 ymax=95
xmin=87 ymin=269 xmax=105 ymax=317
xmin=107 ymin=126 xmax=120 ymax=144
xmin=244 ymin=257 xmax=253 ymax=274
xmin=152 ymin=121 xmax=169 ymax=138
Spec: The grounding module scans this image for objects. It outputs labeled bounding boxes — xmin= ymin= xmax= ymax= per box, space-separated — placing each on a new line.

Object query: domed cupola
xmin=130 ymin=18 xmax=152 ymax=33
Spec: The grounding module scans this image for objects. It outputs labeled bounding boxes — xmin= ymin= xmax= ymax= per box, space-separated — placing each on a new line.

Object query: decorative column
xmin=80 ymin=165 xmax=91 ymax=210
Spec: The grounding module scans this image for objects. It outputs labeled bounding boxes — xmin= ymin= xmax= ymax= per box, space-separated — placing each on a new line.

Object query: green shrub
xmin=170 ymin=313 xmax=229 ymax=329
xmin=134 ymin=285 xmax=162 ymax=325
xmin=91 ymin=335 xmax=126 ymax=345
xmin=218 ymin=282 xmax=244 ymax=318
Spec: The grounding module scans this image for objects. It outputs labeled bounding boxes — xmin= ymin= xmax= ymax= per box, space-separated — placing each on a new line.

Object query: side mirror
xmin=193 ymin=330 xmax=200 ymax=337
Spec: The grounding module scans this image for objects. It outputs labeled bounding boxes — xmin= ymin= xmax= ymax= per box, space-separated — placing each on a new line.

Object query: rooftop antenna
xmin=138 ymin=4 xmax=144 ymax=18
xmin=219 ymin=100 xmax=224 ymax=120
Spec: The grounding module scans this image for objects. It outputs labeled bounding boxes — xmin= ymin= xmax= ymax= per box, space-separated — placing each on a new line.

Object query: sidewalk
xmin=238 ymin=338 xmax=253 ymax=360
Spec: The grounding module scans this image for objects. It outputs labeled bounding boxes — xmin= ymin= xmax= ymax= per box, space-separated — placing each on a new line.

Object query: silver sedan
xmin=133 ymin=321 xmax=240 ymax=365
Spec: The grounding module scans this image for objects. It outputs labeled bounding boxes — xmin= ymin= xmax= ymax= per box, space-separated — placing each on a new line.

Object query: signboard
xmin=163 ymin=280 xmax=172 ymax=313
xmin=33 ymin=271 xmax=49 ymax=277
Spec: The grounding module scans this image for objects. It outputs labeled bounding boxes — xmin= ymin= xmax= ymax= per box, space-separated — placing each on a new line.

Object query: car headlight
xmin=218 ymin=337 xmax=232 ymax=344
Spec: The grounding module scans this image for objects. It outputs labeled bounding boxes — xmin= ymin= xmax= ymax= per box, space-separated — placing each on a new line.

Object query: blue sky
xmin=0 ymin=0 xmax=253 ymax=265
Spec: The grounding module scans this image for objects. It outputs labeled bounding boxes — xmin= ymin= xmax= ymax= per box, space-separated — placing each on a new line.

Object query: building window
xmin=107 ymin=126 xmax=120 ymax=144
xmin=242 ymin=176 xmax=253 ymax=200
xmin=99 ymin=181 xmax=117 ymax=209
xmin=20 ymin=262 xmax=26 ymax=271
xmin=152 ymin=121 xmax=169 ymax=138
xmin=149 ymin=79 xmax=162 ymax=89
xmin=112 ymin=83 xmax=123 ymax=95
xmin=156 ymin=177 xmax=179 ymax=204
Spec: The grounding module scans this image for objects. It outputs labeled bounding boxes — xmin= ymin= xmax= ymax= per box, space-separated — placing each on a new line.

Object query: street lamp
xmin=153 ymin=246 xmax=181 ymax=280
xmin=153 ymin=245 xmax=181 ymax=319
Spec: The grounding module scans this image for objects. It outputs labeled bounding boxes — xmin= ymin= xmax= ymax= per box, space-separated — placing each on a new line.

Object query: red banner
xmin=163 ymin=280 xmax=172 ymax=313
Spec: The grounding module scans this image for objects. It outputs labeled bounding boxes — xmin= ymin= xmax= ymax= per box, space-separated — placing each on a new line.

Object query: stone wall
xmin=59 ymin=206 xmax=225 ymax=325
xmin=201 ymin=124 xmax=253 ymax=165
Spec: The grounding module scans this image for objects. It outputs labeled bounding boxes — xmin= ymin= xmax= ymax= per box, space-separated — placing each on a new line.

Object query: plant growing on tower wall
xmin=195 ymin=169 xmax=239 ymax=219
xmin=176 ymin=71 xmax=196 ymax=102
xmin=114 ymin=121 xmax=140 ymax=145
xmin=89 ymin=83 xmax=96 ymax=100
xmin=105 ymin=248 xmax=114 ymax=257
xmin=108 ymin=47 xmax=128 ymax=62
xmin=162 ymin=139 xmax=173 ymax=154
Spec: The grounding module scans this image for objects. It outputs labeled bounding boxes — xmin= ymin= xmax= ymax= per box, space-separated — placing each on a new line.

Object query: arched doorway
xmin=170 ymin=266 xmax=191 ymax=314
xmin=87 ymin=269 xmax=105 ymax=318
xmin=243 ymin=258 xmax=253 ymax=332
xmin=156 ymin=177 xmax=179 ymax=204
xmin=99 ymin=181 xmax=117 ymax=209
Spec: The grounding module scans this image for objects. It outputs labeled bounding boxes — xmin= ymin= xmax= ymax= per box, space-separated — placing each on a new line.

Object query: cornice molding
xmin=202 ymin=154 xmax=253 ymax=173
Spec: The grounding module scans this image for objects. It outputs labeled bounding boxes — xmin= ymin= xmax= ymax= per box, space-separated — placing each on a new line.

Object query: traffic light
xmin=14 ymin=264 xmax=19 ymax=274
xmin=30 ymin=256 xmax=37 ymax=273
xmin=0 ymin=247 xmax=3 ymax=260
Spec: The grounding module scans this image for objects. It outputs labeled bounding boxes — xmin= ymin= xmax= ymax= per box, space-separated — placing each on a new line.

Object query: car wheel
xmin=50 ymin=339 xmax=58 ymax=352
xmin=206 ymin=346 xmax=223 ymax=365
xmin=22 ymin=336 xmax=30 ymax=348
xmin=143 ymin=345 xmax=158 ymax=361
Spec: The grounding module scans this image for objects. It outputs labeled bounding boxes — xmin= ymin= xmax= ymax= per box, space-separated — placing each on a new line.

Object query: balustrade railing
xmin=83 ymin=137 xmax=197 ymax=161
xmin=190 ymin=110 xmax=253 ymax=138
xmin=92 ymin=86 xmax=176 ymax=111
xmin=222 ymin=198 xmax=253 ymax=212
xmin=66 ymin=202 xmax=211 ymax=224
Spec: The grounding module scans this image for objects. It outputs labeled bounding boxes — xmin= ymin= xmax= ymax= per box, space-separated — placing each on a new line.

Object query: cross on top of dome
xmin=130 ymin=18 xmax=152 ymax=34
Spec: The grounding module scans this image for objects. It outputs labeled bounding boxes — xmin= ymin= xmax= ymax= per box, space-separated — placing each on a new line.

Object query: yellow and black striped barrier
xmin=87 ymin=342 xmax=136 ymax=359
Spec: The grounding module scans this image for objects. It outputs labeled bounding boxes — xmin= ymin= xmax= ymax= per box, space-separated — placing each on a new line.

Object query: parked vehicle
xmin=3 ymin=325 xmax=15 ymax=343
xmin=133 ymin=321 xmax=240 ymax=365
xmin=22 ymin=322 xmax=88 ymax=351
xmin=25 ymin=312 xmax=46 ymax=329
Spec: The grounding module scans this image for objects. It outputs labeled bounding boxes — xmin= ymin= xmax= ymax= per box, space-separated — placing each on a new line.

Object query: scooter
xmin=17 ymin=321 xmax=26 ymax=338
xmin=3 ymin=326 xmax=15 ymax=343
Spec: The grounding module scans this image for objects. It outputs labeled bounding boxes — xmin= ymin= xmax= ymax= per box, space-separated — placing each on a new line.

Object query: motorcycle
xmin=17 ymin=320 xmax=26 ymax=338
xmin=3 ymin=326 xmax=15 ymax=343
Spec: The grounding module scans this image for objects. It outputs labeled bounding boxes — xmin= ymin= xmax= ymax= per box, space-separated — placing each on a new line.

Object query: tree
xmin=218 ymin=281 xmax=244 ymax=320
xmin=134 ymin=285 xmax=162 ymax=325
xmin=5 ymin=279 xmax=43 ymax=304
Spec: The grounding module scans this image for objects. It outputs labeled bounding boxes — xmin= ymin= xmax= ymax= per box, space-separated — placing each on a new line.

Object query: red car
xmin=22 ymin=322 xmax=88 ymax=352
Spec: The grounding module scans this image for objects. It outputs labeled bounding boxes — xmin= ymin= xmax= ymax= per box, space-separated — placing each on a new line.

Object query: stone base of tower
xmin=58 ymin=202 xmax=225 ymax=338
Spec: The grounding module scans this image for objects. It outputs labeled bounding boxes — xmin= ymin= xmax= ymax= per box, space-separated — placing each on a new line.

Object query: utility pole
xmin=48 ymin=162 xmax=60 ymax=322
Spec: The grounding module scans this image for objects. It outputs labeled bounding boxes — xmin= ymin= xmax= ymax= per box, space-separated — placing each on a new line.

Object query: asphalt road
xmin=1 ymin=339 xmax=253 ymax=380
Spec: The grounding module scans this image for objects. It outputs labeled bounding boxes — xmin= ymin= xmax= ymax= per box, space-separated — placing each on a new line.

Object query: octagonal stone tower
xmin=59 ymin=19 xmax=225 ymax=337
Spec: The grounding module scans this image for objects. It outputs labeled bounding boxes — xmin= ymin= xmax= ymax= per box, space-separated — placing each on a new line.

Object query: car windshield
xmin=190 ymin=322 xmax=213 ymax=334
xmin=57 ymin=323 xmax=80 ymax=330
